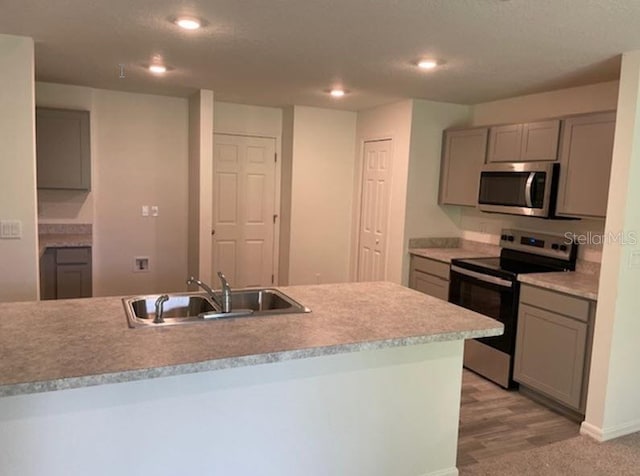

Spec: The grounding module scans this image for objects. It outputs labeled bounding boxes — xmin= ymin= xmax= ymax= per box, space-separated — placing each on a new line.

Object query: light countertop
xmin=409 ymin=247 xmax=498 ymax=263
xmin=518 ymin=271 xmax=599 ymax=301
xmin=0 ymin=282 xmax=502 ymax=397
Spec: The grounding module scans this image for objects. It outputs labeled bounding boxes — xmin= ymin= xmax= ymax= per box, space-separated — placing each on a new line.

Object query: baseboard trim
xmin=424 ymin=467 xmax=458 ymax=476
xmin=581 ymin=418 xmax=640 ymax=441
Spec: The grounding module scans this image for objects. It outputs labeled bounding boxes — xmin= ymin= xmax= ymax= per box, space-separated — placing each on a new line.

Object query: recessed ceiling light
xmin=149 ymin=64 xmax=167 ymax=74
xmin=174 ymin=17 xmax=202 ymax=30
xmin=417 ymin=59 xmax=439 ymax=70
xmin=330 ymin=88 xmax=346 ymax=98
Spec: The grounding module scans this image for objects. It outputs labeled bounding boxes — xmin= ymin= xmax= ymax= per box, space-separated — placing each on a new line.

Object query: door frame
xmin=212 ymin=132 xmax=281 ymax=286
xmin=350 ymin=136 xmax=394 ymax=282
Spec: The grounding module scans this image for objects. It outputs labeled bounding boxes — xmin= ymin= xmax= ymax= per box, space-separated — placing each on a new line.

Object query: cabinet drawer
xmin=520 ymin=284 xmax=590 ymax=322
xmin=56 ymin=247 xmax=91 ymax=265
xmin=411 ymin=270 xmax=450 ymax=301
xmin=410 ymin=256 xmax=450 ymax=280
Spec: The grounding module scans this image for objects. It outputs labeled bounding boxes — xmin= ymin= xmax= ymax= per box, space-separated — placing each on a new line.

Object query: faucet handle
xmin=217 ymin=271 xmax=230 ymax=290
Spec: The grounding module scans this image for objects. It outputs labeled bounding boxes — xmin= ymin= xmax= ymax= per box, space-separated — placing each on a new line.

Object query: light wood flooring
xmin=457 ymin=370 xmax=580 ymax=468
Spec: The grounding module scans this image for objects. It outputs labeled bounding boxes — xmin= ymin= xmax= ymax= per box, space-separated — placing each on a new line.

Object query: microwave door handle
xmin=525 ymin=172 xmax=535 ymax=208
xmin=451 ymin=265 xmax=513 ymax=288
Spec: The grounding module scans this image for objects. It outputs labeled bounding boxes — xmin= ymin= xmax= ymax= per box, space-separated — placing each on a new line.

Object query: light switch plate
xmin=151 ymin=205 xmax=159 ymax=217
xmin=629 ymin=250 xmax=640 ymax=269
xmin=141 ymin=206 xmax=149 ymax=217
xmin=0 ymin=220 xmax=22 ymax=239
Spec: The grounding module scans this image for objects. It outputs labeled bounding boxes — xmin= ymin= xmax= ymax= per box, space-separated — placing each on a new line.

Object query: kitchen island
xmin=0 ymin=282 xmax=501 ymax=476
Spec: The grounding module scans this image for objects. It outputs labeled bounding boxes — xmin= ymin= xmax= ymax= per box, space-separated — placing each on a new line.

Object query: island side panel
xmin=0 ymin=341 xmax=464 ymax=476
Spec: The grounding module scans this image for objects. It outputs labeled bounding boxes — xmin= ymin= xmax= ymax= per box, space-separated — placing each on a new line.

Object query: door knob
xmin=211 ymin=229 xmax=216 ymax=236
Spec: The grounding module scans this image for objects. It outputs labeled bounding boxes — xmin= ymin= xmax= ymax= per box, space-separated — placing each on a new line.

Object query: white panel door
xmin=357 ymin=139 xmax=392 ymax=282
xmin=213 ymin=134 xmax=276 ymax=287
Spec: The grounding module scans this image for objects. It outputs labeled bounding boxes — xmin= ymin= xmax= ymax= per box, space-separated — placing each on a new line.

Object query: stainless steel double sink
xmin=123 ymin=288 xmax=311 ymax=328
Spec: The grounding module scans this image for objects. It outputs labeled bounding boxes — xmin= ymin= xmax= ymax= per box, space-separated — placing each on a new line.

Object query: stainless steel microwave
xmin=478 ymin=162 xmax=559 ymax=218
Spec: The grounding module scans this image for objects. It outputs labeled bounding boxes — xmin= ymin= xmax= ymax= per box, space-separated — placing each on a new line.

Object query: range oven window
xmin=479 ymin=171 xmax=547 ymax=208
xmin=449 ymin=270 xmax=518 ymax=354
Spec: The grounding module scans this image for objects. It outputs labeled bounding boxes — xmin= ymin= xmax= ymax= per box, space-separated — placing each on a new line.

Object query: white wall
xmin=187 ymin=90 xmax=214 ymax=285
xmin=214 ymin=101 xmax=282 ymax=138
xmin=582 ymin=51 xmax=640 ymax=441
xmin=35 ymin=82 xmax=94 ymax=224
xmin=0 ymin=342 xmax=464 ymax=476
xmin=92 ymin=89 xmax=189 ymax=296
xmin=459 ymin=80 xmax=621 ymax=262
xmin=402 ymin=100 xmax=471 ymax=283
xmin=0 ymin=34 xmax=39 ymax=302
xmin=289 ymin=106 xmax=357 ymax=285
xmin=471 ymin=80 xmax=619 ymax=125
xmin=352 ymin=101 xmax=413 ymax=284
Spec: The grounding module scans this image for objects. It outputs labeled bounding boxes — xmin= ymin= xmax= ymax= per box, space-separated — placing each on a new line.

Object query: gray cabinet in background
xmin=487 ymin=120 xmax=560 ymax=163
xmin=36 ymin=107 xmax=91 ymax=190
xmin=556 ymin=112 xmax=616 ymax=218
xmin=439 ymin=128 xmax=488 ymax=207
xmin=40 ymin=247 xmax=92 ymax=300
xmin=514 ymin=284 xmax=595 ymax=414
xmin=409 ymin=255 xmax=450 ymax=301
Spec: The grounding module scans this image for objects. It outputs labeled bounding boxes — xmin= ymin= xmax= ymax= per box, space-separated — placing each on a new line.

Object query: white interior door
xmin=357 ymin=139 xmax=392 ymax=282
xmin=213 ymin=134 xmax=276 ymax=288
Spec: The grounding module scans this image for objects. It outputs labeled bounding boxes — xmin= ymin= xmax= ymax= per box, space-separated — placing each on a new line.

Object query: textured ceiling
xmin=0 ymin=0 xmax=636 ymax=110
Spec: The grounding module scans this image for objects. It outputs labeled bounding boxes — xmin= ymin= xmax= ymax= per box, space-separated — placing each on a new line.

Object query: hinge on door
xmin=273 ymin=214 xmax=278 ymax=224
xmin=271 ymin=274 xmax=274 ymax=284
xmin=274 ymin=152 xmax=278 ymax=163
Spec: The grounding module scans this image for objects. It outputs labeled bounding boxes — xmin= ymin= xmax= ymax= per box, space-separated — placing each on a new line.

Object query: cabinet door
xmin=410 ymin=270 xmax=449 ymax=301
xmin=514 ymin=304 xmax=587 ymax=411
xmin=39 ymin=248 xmax=57 ymax=300
xmin=36 ymin=108 xmax=91 ymax=190
xmin=556 ymin=112 xmax=616 ymax=218
xmin=439 ymin=128 xmax=488 ymax=206
xmin=520 ymin=120 xmax=560 ymax=161
xmin=487 ymin=124 xmax=523 ymax=162
xmin=56 ymin=264 xmax=92 ymax=299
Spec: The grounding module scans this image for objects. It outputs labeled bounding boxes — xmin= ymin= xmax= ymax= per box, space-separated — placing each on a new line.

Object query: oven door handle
xmin=450 ymin=265 xmax=513 ymax=288
xmin=525 ymin=172 xmax=535 ymax=208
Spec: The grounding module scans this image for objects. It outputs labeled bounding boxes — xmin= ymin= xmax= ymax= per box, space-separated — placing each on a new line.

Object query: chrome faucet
xmin=154 ymin=294 xmax=169 ymax=324
xmin=187 ymin=273 xmax=232 ymax=313
xmin=217 ymin=272 xmax=232 ymax=313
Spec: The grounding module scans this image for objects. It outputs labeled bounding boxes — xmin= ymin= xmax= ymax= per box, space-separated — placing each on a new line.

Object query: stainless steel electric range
xmin=449 ymin=229 xmax=577 ymax=388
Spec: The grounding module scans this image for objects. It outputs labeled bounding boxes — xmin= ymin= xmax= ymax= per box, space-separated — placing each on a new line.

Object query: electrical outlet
xmin=141 ymin=206 xmax=149 ymax=217
xmin=0 ymin=220 xmax=22 ymax=239
xmin=151 ymin=205 xmax=159 ymax=217
xmin=133 ymin=257 xmax=150 ymax=273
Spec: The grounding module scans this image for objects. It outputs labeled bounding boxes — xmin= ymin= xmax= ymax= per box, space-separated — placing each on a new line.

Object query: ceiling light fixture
xmin=417 ymin=59 xmax=439 ymax=70
xmin=149 ymin=64 xmax=167 ymax=74
xmin=174 ymin=16 xmax=202 ymax=30
xmin=330 ymin=88 xmax=346 ymax=98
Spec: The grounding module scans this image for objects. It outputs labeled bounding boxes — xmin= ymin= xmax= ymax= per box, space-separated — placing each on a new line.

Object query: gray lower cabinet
xmin=514 ymin=284 xmax=595 ymax=413
xmin=439 ymin=128 xmax=488 ymax=207
xmin=556 ymin=111 xmax=616 ymax=218
xmin=36 ymin=107 xmax=91 ymax=190
xmin=409 ymin=255 xmax=450 ymax=301
xmin=40 ymin=247 xmax=92 ymax=300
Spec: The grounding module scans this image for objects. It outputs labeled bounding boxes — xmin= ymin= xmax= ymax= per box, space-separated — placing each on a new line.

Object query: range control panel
xmin=500 ymin=229 xmax=577 ymax=261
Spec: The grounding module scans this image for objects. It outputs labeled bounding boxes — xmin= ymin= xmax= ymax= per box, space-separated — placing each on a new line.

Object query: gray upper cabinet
xmin=487 ymin=124 xmax=523 ymax=162
xmin=439 ymin=128 xmax=488 ymax=207
xmin=556 ymin=112 xmax=616 ymax=218
xmin=36 ymin=107 xmax=91 ymax=190
xmin=488 ymin=120 xmax=560 ymax=163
